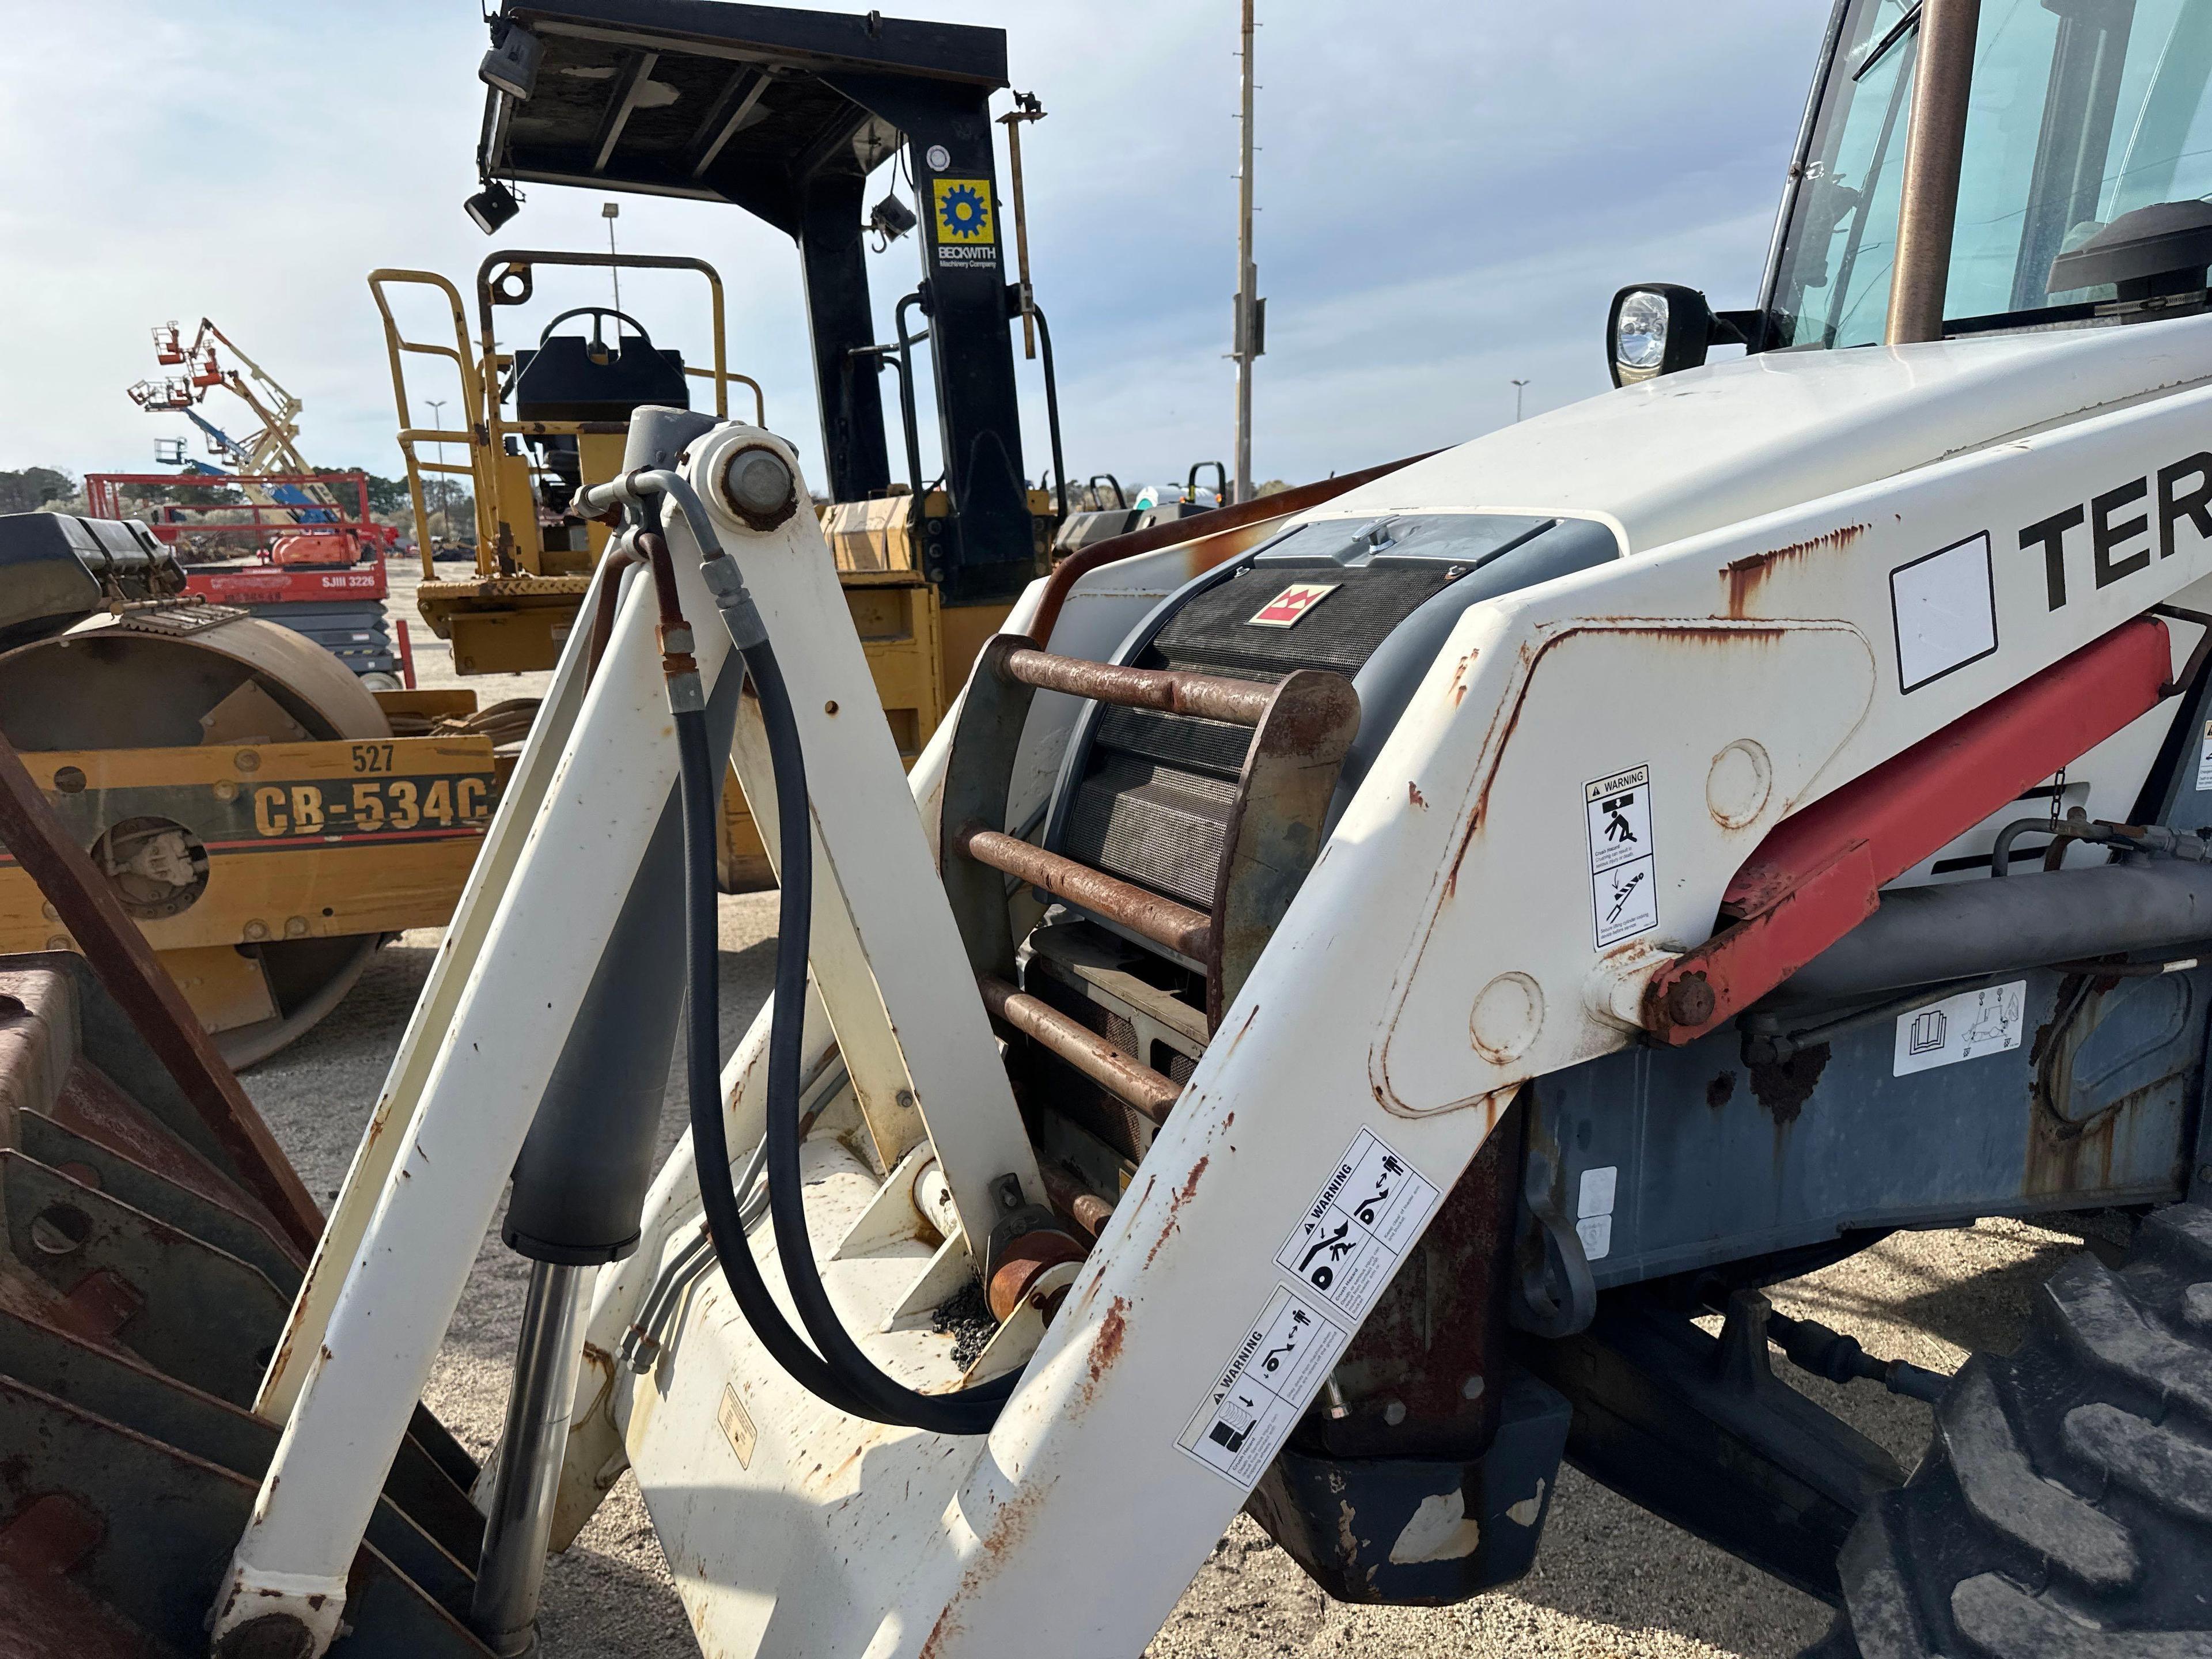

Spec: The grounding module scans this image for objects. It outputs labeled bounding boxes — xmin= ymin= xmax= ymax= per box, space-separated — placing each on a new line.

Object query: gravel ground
xmin=232 ymin=559 xmax=2112 ymax=1657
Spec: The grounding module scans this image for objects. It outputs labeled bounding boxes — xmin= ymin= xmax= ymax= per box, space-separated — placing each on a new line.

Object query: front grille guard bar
xmin=940 ymin=636 xmax=1361 ymax=1108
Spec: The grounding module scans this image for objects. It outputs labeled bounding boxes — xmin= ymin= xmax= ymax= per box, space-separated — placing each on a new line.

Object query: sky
xmin=0 ymin=1 xmax=1827 ymax=499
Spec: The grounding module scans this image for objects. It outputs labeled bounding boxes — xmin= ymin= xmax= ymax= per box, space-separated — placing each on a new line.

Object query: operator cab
xmin=1608 ymin=0 xmax=2212 ymax=384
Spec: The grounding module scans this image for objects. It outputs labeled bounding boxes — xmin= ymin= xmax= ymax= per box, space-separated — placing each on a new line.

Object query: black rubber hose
xmin=677 ymin=626 xmax=1016 ymax=1431
xmin=740 ymin=637 xmax=1019 ymax=1433
xmin=676 ymin=704 xmax=871 ymax=1418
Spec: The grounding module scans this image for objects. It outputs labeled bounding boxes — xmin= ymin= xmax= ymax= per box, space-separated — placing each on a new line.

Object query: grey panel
xmin=1540 ymin=965 xmax=2200 ymax=1289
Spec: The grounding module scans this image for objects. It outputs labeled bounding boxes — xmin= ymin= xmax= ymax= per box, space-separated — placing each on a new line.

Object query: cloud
xmin=0 ymin=0 xmax=1832 ymax=499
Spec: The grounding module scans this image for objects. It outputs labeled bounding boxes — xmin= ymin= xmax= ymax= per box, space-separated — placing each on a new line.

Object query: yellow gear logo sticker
xmin=932 ymin=178 xmax=995 ymax=244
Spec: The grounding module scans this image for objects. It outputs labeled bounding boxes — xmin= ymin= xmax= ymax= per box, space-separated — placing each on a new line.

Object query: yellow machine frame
xmin=369 ymin=250 xmax=974 ymax=889
xmin=371 ymin=251 xmax=763 ymax=675
xmin=0 ymin=713 xmax=500 ymax=1044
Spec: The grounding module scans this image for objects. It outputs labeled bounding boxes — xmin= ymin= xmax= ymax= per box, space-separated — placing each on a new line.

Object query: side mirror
xmin=1607 ymin=284 xmax=1752 ymax=387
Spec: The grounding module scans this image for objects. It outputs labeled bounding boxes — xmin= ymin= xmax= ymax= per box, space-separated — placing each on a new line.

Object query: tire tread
xmin=1812 ymin=1205 xmax=2212 ymax=1659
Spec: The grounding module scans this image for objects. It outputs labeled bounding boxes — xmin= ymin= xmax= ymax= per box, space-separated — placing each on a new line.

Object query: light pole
xmin=425 ymin=399 xmax=448 ymax=548
xmin=1511 ymin=379 xmax=1530 ymax=423
xmin=1232 ymin=0 xmax=1259 ymax=504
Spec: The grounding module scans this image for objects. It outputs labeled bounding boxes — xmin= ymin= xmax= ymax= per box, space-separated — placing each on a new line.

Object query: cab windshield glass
xmin=1770 ymin=0 xmax=2212 ymax=348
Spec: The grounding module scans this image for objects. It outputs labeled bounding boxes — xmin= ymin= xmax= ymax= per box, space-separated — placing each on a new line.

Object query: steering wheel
xmin=536 ymin=306 xmax=658 ymax=359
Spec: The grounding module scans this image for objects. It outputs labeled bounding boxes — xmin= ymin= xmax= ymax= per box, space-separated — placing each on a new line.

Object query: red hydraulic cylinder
xmin=1642 ymin=615 xmax=2175 ymax=1043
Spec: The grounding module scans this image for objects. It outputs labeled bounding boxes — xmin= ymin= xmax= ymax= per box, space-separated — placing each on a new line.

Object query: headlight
xmin=1607 ymin=283 xmax=1738 ymax=388
xmin=1615 ymin=290 xmax=1671 ymax=374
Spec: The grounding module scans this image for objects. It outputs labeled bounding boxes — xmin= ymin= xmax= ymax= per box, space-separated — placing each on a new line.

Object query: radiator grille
xmin=1090 ymin=704 xmax=1256 ymax=777
xmin=1058 ymin=560 xmax=1456 ymax=912
xmin=1155 ymin=1044 xmax=1199 ymax=1086
xmin=1062 ymin=755 xmax=1239 ymax=911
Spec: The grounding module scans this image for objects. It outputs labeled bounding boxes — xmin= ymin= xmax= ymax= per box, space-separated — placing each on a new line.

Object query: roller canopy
xmin=478 ymin=1 xmax=1037 ymax=603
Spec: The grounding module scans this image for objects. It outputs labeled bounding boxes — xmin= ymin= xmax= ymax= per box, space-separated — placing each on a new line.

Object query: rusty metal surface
xmin=0 ymin=1303 xmax=480 ymax=1612
xmin=18 ymin=1107 xmax=300 ymax=1293
xmin=0 ymin=946 xmax=487 ymax=1654
xmin=1033 ymin=1158 xmax=1118 ymax=1240
xmin=1298 ymin=1096 xmax=1523 ymax=1460
xmin=955 ymin=824 xmax=1214 ymax=960
xmin=0 ymin=729 xmax=324 ymax=1253
xmin=1205 ymin=666 xmax=1361 ymax=1029
xmin=0 ymin=1490 xmax=169 ymax=1659
xmin=1886 ymin=0 xmax=1982 ymax=346
xmin=1027 ymin=450 xmax=1436 ymax=644
xmin=1000 ymin=647 xmax=1273 ymax=727
xmin=586 ymin=544 xmax=645 ymax=678
xmin=983 ymin=1227 xmax=1089 ymax=1323
xmin=47 ymin=1062 xmax=276 ymax=1236
xmin=0 ymin=1373 xmax=493 ymax=1658
xmin=1 ymin=1150 xmax=290 ymax=1407
xmin=978 ymin=972 xmax=1182 ymax=1123
xmin=938 ymin=635 xmax=1041 ymax=983
xmin=1068 ymin=1191 xmax=1115 ymax=1237
xmin=1642 ymin=616 xmax=2173 ymax=1045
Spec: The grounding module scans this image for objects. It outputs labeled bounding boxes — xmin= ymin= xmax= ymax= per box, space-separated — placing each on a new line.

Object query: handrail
xmin=377 ymin=253 xmax=766 ymax=585
xmin=976 ymin=973 xmax=1181 ymax=1123
xmin=953 ymin=824 xmax=1213 ymax=960
xmin=369 ymin=268 xmax=493 ymax=579
xmin=684 ymin=364 xmax=766 ymax=426
xmin=999 ymin=647 xmax=1272 ymax=726
xmin=474 ymin=249 xmax=729 ymax=419
xmin=471 ymin=251 xmax=733 ymax=578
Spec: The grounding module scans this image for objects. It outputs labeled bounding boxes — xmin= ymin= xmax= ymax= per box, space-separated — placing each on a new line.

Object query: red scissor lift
xmin=83 ymin=471 xmax=411 ymax=686
xmin=108 ymin=321 xmax=416 ymax=685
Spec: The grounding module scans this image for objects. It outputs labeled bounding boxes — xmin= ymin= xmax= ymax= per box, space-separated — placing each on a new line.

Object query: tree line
xmin=0 ymin=466 xmax=471 ymax=541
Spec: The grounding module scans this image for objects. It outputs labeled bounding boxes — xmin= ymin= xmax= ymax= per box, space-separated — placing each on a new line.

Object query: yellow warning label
xmin=931 ymin=177 xmax=995 ymax=245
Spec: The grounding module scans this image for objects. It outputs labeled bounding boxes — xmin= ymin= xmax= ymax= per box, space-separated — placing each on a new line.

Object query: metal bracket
xmin=1520 ymin=1289 xmax=1904 ymax=1604
xmin=1508 ymin=1133 xmax=1596 ymax=1339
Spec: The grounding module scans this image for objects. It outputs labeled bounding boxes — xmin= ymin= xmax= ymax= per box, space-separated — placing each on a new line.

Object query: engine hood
xmin=1306 ymin=310 xmax=2212 ymax=555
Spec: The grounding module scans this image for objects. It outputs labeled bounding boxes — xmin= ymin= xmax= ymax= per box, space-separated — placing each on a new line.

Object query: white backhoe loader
xmin=8 ymin=1 xmax=2212 ymax=1656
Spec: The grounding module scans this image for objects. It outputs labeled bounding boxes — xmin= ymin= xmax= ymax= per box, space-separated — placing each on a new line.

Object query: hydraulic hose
xmin=634 ymin=465 xmax=1016 ymax=1433
xmin=724 ymin=631 xmax=1018 ymax=1433
xmin=676 ymin=700 xmax=872 ymax=1419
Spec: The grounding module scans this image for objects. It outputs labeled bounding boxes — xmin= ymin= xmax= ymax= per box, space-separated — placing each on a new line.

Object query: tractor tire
xmin=1808 ymin=1203 xmax=2212 ymax=1657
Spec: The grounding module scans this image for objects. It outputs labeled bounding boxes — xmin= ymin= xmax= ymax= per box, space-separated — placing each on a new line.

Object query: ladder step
xmin=978 ymin=974 xmax=1183 ymax=1124
xmin=999 ymin=648 xmax=1271 ymax=727
xmin=953 ymin=824 xmax=1213 ymax=959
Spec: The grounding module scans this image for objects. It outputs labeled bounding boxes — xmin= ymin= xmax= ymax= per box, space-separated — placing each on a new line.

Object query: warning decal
xmin=1177 ymin=1283 xmax=1351 ymax=1486
xmin=1273 ymin=1127 xmax=1441 ymax=1320
xmin=2196 ymin=719 xmax=2212 ymax=791
xmin=1248 ymin=581 xmax=1341 ymax=628
xmin=1893 ymin=980 xmax=2027 ymax=1077
xmin=1584 ymin=764 xmax=1658 ymax=948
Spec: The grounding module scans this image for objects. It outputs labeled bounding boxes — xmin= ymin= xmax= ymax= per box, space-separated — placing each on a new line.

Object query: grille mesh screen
xmin=1062 ymin=755 xmax=1238 ymax=910
xmin=1060 ymin=560 xmax=1456 ymax=910
xmin=1092 ymin=706 xmax=1255 ymax=780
